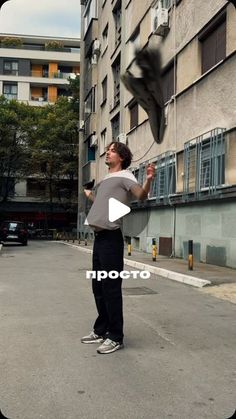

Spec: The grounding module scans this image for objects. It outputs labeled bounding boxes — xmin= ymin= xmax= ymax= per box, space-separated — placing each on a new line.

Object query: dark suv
xmin=0 ymin=221 xmax=28 ymax=245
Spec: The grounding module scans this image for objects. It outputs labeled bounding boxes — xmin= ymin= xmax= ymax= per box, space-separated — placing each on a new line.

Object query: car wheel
xmin=22 ymin=241 xmax=28 ymax=246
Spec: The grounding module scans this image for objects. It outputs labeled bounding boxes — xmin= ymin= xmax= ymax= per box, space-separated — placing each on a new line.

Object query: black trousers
xmin=92 ymin=228 xmax=124 ymax=343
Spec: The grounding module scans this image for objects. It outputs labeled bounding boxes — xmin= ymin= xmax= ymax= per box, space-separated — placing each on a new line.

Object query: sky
xmin=0 ymin=0 xmax=81 ymax=38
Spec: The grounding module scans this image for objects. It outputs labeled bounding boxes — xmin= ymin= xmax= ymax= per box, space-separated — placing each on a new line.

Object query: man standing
xmin=81 ymin=141 xmax=155 ymax=354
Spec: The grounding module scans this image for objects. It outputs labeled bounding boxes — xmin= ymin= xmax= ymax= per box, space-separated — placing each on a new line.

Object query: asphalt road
xmin=0 ymin=241 xmax=235 ymax=419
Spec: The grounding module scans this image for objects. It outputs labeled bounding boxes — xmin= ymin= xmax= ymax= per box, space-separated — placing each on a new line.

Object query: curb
xmin=53 ymin=241 xmax=211 ymax=288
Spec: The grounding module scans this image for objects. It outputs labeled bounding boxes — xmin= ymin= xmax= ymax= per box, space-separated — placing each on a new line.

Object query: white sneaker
xmin=97 ymin=338 xmax=124 ymax=354
xmin=81 ymin=331 xmax=104 ymax=344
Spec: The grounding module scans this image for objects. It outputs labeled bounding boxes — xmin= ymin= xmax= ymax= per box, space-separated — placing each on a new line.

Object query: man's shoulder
xmin=103 ymin=170 xmax=138 ymax=182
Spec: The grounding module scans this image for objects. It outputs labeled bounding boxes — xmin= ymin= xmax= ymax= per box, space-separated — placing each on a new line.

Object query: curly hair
xmin=106 ymin=141 xmax=133 ymax=169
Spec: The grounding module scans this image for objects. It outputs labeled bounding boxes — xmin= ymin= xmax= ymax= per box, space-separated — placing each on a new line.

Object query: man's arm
xmin=130 ymin=164 xmax=155 ymax=201
xmin=84 ymin=189 xmax=95 ymax=202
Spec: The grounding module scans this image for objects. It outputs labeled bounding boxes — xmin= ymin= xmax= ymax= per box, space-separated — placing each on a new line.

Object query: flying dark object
xmin=0 ymin=409 xmax=10 ymax=419
xmin=121 ymin=48 xmax=165 ymax=144
xmin=0 ymin=0 xmax=10 ymax=9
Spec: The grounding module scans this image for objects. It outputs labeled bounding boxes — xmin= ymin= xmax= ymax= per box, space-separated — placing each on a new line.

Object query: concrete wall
xmin=15 ymin=181 xmax=27 ymax=196
xmin=124 ymin=201 xmax=236 ymax=268
xmin=18 ymin=82 xmax=30 ymax=101
xmin=175 ymin=202 xmax=236 ymax=268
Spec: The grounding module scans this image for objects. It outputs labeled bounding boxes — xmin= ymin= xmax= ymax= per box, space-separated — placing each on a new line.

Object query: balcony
xmin=84 ymin=19 xmax=98 ymax=56
xmin=84 ymin=113 xmax=97 ymax=140
xmin=82 ymin=160 xmax=96 ymax=186
xmin=30 ymin=70 xmax=75 ymax=79
xmin=0 ymin=44 xmax=79 ymax=53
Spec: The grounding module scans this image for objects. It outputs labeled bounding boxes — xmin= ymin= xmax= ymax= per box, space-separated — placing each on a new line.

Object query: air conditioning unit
xmin=91 ymin=54 xmax=97 ymax=65
xmin=93 ymin=39 xmax=100 ymax=55
xmin=79 ymin=120 xmax=85 ymax=130
xmin=151 ymin=5 xmax=169 ymax=36
xmin=117 ymin=133 xmax=127 ymax=144
xmin=90 ymin=133 xmax=98 ymax=147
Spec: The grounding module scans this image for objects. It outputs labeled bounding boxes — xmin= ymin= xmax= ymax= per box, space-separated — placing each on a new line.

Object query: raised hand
xmin=146 ymin=163 xmax=155 ymax=181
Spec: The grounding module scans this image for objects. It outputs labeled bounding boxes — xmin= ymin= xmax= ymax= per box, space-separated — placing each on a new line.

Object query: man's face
xmin=105 ymin=144 xmax=123 ymax=168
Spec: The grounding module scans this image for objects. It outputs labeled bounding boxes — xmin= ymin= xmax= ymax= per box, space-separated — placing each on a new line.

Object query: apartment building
xmin=0 ymin=33 xmax=80 ymax=105
xmin=79 ymin=0 xmax=236 ymax=268
xmin=0 ymin=33 xmax=80 ymax=229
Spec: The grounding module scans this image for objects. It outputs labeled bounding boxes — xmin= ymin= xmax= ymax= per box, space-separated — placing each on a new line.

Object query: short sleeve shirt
xmin=86 ymin=170 xmax=138 ymax=230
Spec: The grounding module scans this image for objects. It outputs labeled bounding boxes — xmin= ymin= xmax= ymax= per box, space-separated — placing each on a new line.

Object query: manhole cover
xmin=123 ymin=287 xmax=157 ymax=296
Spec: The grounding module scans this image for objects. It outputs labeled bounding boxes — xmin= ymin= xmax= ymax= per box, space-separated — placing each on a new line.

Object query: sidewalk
xmin=56 ymin=240 xmax=236 ymax=288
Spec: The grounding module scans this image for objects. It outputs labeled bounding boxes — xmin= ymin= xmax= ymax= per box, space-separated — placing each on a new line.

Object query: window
xmin=162 ymin=62 xmax=175 ymax=103
xmin=128 ymin=27 xmax=140 ymax=65
xmin=159 ymin=0 xmax=172 ymax=8
xmin=111 ymin=113 xmax=120 ymax=140
xmin=102 ymin=24 xmax=108 ymax=54
xmin=3 ymin=83 xmax=18 ymax=100
xmin=100 ymin=129 xmax=107 ymax=155
xmin=183 ymin=128 xmax=225 ymax=198
xmin=112 ymin=55 xmax=121 ymax=106
xmin=0 ymin=177 xmax=15 ymax=197
xmin=101 ymin=76 xmax=107 ymax=105
xmin=129 ymin=102 xmax=139 ymax=130
xmin=200 ymin=16 xmax=226 ymax=74
xmin=87 ymin=138 xmax=96 ymax=161
xmin=200 ymin=139 xmax=225 ymax=189
xmin=113 ymin=0 xmax=122 ymax=47
xmin=84 ymin=0 xmax=98 ymax=35
xmin=27 ymin=180 xmax=46 ymax=197
xmin=3 ymin=61 xmax=18 ymax=76
xmin=84 ymin=86 xmax=96 ymax=117
xmin=150 ymin=154 xmax=176 ymax=199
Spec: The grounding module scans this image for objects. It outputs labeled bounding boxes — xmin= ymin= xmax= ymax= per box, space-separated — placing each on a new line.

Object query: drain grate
xmin=123 ymin=287 xmax=157 ymax=296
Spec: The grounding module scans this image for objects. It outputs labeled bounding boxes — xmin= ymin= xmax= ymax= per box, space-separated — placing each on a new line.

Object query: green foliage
xmin=0 ymin=95 xmax=79 ymax=204
xmin=45 ymin=40 xmax=64 ymax=51
xmin=0 ymin=96 xmax=36 ymax=201
xmin=67 ymin=75 xmax=80 ymax=114
xmin=1 ymin=37 xmax=23 ymax=48
xmin=28 ymin=97 xmax=79 ymax=204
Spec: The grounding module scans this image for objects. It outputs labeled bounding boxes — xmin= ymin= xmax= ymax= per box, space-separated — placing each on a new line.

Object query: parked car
xmin=0 ymin=221 xmax=28 ymax=245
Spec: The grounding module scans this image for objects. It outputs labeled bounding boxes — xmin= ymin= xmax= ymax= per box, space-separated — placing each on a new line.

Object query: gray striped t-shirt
xmin=86 ymin=170 xmax=138 ymax=230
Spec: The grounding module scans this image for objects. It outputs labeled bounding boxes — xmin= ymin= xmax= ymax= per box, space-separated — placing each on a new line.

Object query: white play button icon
xmin=108 ymin=198 xmax=130 ymax=222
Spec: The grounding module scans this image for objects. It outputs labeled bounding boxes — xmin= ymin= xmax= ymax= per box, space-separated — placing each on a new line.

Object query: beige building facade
xmin=79 ymin=0 xmax=236 ymax=268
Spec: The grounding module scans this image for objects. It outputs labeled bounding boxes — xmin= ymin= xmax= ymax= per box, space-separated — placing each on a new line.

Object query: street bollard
xmin=152 ymin=238 xmax=157 ymax=262
xmin=188 ymin=240 xmax=193 ymax=270
xmin=128 ymin=237 xmax=132 ymax=256
xmin=85 ymin=233 xmax=87 ymax=246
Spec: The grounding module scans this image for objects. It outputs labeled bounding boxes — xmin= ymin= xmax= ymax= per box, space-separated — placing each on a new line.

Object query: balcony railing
xmin=30 ymin=70 xmax=74 ymax=79
xmin=0 ymin=44 xmax=80 ymax=53
xmin=30 ymin=96 xmax=48 ymax=103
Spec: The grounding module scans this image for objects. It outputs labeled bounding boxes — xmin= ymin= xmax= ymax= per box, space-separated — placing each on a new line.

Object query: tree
xmin=29 ymin=97 xmax=78 ymax=213
xmin=0 ymin=96 xmax=35 ymax=201
xmin=67 ymin=75 xmax=80 ymax=114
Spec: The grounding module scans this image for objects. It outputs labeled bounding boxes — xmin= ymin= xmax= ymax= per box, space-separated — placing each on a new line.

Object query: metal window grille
xmin=130 ymin=151 xmax=176 ymax=206
xmin=149 ymin=151 xmax=176 ymax=204
xmin=183 ymin=128 xmax=225 ymax=201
